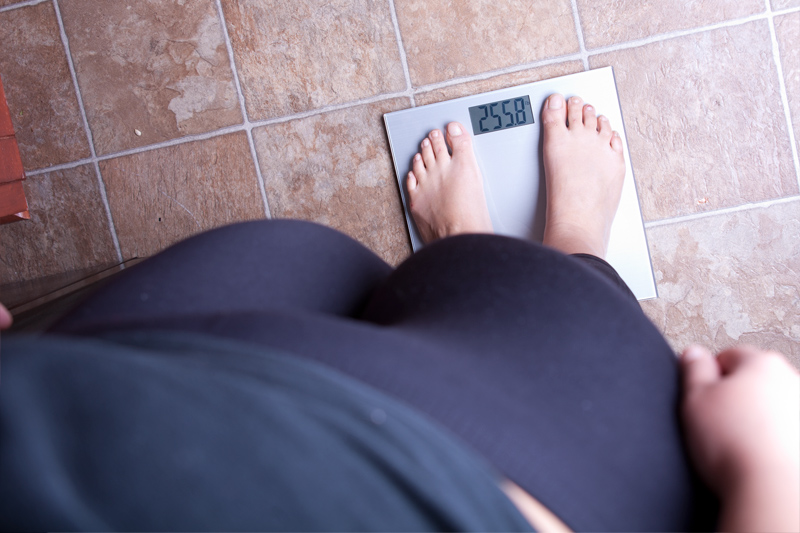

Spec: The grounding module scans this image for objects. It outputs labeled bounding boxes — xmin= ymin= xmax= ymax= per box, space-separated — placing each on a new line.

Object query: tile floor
xmin=0 ymin=0 xmax=798 ymax=365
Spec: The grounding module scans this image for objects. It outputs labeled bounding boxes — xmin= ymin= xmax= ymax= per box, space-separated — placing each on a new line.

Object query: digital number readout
xmin=468 ymin=96 xmax=534 ymax=135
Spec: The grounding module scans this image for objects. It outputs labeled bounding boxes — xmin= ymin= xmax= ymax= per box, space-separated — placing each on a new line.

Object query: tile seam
xmin=413 ymin=52 xmax=585 ymax=95
xmin=387 ymin=0 xmax=415 ymax=107
xmin=765 ymin=1 xmax=800 ymax=191
xmin=22 ymin=5 xmax=797 ymax=177
xmin=247 ymin=90 xmax=412 ymax=129
xmin=773 ymin=6 xmax=800 ymax=16
xmin=644 ymin=195 xmax=800 ymax=228
xmin=0 ymin=0 xmax=48 ymax=14
xmin=51 ymin=0 xmax=123 ymax=263
xmin=213 ymin=0 xmax=271 ymax=218
xmin=586 ymin=9 xmax=772 ymax=56
xmin=25 ymin=157 xmax=94 ymax=176
xmin=95 ymin=124 xmax=246 ymax=162
xmin=569 ymin=0 xmax=589 ymax=70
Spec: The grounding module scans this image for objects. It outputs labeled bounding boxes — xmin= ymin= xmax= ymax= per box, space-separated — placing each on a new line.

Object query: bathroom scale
xmin=384 ymin=67 xmax=657 ymax=300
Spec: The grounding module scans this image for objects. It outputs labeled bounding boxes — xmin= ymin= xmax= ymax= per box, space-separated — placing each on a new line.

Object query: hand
xmin=680 ymin=345 xmax=799 ymax=532
xmin=0 ymin=303 xmax=11 ymax=330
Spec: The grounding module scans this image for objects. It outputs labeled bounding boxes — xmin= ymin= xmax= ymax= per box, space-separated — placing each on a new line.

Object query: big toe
xmin=541 ymin=93 xmax=567 ymax=131
xmin=445 ymin=122 xmax=473 ymax=156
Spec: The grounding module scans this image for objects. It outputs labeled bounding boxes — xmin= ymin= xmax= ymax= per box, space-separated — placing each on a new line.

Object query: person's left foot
xmin=406 ymin=122 xmax=493 ymax=243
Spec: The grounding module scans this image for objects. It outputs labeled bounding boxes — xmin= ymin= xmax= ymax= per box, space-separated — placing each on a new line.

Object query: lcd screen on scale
xmin=468 ymin=95 xmax=534 ymax=135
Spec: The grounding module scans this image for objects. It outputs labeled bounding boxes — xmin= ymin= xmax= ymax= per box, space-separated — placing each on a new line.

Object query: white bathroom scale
xmin=384 ymin=67 xmax=657 ymax=300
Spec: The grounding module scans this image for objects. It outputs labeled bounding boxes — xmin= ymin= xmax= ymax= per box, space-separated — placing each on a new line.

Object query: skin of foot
xmin=406 ymin=122 xmax=493 ymax=243
xmin=541 ymin=93 xmax=625 ymax=259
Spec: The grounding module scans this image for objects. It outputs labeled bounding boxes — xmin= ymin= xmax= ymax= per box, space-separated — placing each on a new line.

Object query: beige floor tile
xmin=0 ymin=164 xmax=118 ymax=284
xmin=253 ymin=98 xmax=411 ymax=266
xmin=221 ymin=0 xmax=405 ymax=121
xmin=0 ymin=2 xmax=91 ymax=170
xmin=396 ymin=0 xmax=579 ymax=87
xmin=415 ymin=61 xmax=584 ymax=106
xmin=591 ymin=21 xmax=797 ymax=221
xmin=578 ymin=0 xmax=763 ymax=49
xmin=776 ymin=12 xmax=800 ymax=156
xmin=773 ymin=0 xmax=800 ymax=9
xmin=641 ymin=199 xmax=800 ymax=368
xmin=100 ymin=132 xmax=264 ymax=260
xmin=59 ymin=0 xmax=241 ymax=156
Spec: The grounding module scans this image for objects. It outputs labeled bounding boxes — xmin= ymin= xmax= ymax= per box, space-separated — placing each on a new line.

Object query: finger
xmin=681 ymin=345 xmax=719 ymax=390
xmin=716 ymin=345 xmax=763 ymax=375
xmin=0 ymin=303 xmax=12 ymax=330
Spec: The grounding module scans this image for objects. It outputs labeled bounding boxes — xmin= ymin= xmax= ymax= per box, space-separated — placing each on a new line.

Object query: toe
xmin=407 ymin=170 xmax=418 ymax=191
xmin=420 ymin=137 xmax=435 ymax=168
xmin=611 ymin=131 xmax=624 ymax=153
xmin=567 ymin=96 xmax=583 ymax=129
xmin=445 ymin=122 xmax=472 ymax=157
xmin=542 ymin=93 xmax=567 ymax=131
xmin=597 ymin=115 xmax=613 ymax=138
xmin=583 ymin=104 xmax=597 ymax=132
xmin=429 ymin=129 xmax=450 ymax=160
xmin=412 ymin=152 xmax=426 ymax=179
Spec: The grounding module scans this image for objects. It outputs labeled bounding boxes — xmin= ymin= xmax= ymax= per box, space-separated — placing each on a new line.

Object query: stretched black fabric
xmin=49 ymin=219 xmax=717 ymax=530
xmin=0 ymin=333 xmax=533 ymax=532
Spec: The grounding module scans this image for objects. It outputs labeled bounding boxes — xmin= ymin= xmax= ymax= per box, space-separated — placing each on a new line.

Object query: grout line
xmin=413 ymin=52 xmax=585 ymax=94
xmin=213 ymin=0 xmax=271 ymax=218
xmin=246 ymin=90 xmax=411 ymax=128
xmin=0 ymin=0 xmax=48 ymax=14
xmin=644 ymin=195 xmax=800 ymax=228
xmin=773 ymin=5 xmax=800 ymax=17
xmin=387 ymin=0 xmax=416 ymax=107
xmin=26 ymin=157 xmax=94 ymax=176
xmin=95 ymin=124 xmax=246 ymax=162
xmin=765 ymin=0 xmax=800 ymax=191
xmin=28 ymin=87 xmax=411 ymax=173
xmin=21 ymin=4 xmax=800 ymax=181
xmin=569 ymin=0 xmax=590 ymax=70
xmin=51 ymin=0 xmax=123 ymax=263
xmin=585 ymin=9 xmax=774 ymax=57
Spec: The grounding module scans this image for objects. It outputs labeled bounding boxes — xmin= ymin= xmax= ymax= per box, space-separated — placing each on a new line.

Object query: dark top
xmin=0 ymin=331 xmax=533 ymax=531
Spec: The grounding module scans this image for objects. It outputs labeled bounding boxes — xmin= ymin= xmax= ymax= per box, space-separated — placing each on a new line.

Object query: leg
xmin=356 ymin=98 xmax=713 ymax=530
xmin=51 ymin=219 xmax=392 ymax=333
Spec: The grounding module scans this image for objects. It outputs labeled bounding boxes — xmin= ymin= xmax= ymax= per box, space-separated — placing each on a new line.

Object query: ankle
xmin=543 ymin=222 xmax=607 ymax=258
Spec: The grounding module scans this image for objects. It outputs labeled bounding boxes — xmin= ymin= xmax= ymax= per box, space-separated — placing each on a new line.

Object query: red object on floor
xmin=0 ymin=74 xmax=30 ymax=224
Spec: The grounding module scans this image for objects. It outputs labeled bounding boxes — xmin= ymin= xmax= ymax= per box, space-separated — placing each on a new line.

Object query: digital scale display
xmin=468 ymin=95 xmax=534 ymax=135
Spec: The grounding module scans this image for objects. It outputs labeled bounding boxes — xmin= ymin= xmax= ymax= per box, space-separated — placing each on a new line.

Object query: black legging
xmin=52 ymin=219 xmax=715 ymax=531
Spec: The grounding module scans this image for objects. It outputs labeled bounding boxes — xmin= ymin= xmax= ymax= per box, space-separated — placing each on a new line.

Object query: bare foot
xmin=541 ymin=94 xmax=625 ymax=259
xmin=407 ymin=122 xmax=493 ymax=243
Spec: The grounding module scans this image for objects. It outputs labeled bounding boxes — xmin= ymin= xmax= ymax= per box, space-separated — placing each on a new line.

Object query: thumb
xmin=0 ymin=303 xmax=11 ymax=331
xmin=680 ymin=345 xmax=719 ymax=391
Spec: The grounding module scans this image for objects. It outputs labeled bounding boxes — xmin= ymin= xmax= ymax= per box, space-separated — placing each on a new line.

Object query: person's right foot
xmin=541 ymin=93 xmax=625 ymax=259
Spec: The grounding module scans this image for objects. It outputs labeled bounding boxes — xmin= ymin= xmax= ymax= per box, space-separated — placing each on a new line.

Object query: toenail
xmin=448 ymin=123 xmax=462 ymax=136
xmin=414 ymin=153 xmax=421 ymax=161
xmin=431 ymin=130 xmax=439 ymax=138
xmin=548 ymin=94 xmax=563 ymax=109
xmin=422 ymin=138 xmax=430 ymax=147
xmin=571 ymin=97 xmax=581 ymax=104
xmin=585 ymin=105 xmax=593 ymax=112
